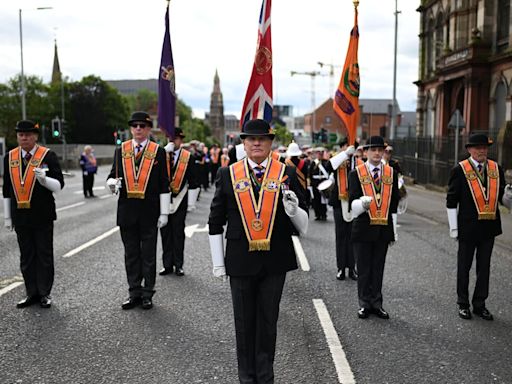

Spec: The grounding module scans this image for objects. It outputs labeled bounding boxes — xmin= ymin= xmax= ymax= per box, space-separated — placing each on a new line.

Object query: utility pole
xmin=290 ymin=70 xmax=325 ymax=142
xmin=317 ymin=62 xmax=341 ymax=97
xmin=390 ymin=0 xmax=401 ymax=140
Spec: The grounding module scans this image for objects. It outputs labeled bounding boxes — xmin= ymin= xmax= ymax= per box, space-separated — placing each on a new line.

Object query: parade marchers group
xmin=3 ymin=113 xmax=512 ymax=383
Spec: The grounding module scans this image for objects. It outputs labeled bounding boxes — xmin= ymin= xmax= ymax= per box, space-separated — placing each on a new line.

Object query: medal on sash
xmin=230 ymin=157 xmax=286 ymax=251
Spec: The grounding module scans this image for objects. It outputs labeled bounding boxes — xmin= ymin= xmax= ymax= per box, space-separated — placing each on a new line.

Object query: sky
xmin=0 ymin=0 xmax=421 ymax=119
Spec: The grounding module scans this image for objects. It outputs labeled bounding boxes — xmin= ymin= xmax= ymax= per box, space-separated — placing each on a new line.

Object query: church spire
xmin=51 ymin=39 xmax=61 ymax=84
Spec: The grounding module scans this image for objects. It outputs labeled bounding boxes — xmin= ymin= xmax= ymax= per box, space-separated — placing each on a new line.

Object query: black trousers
xmin=120 ymin=223 xmax=158 ymax=298
xmin=353 ymin=241 xmax=388 ymax=309
xmin=457 ymin=237 xmax=494 ymax=309
xmin=210 ymin=163 xmax=220 ymax=185
xmin=230 ymin=272 xmax=286 ymax=384
xmin=312 ymin=188 xmax=327 ymax=219
xmin=333 ymin=208 xmax=355 ymax=270
xmin=82 ymin=173 xmax=95 ymax=196
xmin=159 ymin=200 xmax=187 ymax=269
xmin=15 ymin=224 xmax=54 ymax=297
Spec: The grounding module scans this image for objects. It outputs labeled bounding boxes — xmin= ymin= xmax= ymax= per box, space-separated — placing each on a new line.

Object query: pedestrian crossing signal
xmin=114 ymin=131 xmax=122 ymax=145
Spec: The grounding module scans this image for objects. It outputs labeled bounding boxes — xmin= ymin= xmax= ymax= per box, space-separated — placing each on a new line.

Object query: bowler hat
xmin=15 ymin=120 xmax=39 ymax=133
xmin=174 ymin=127 xmax=186 ymax=138
xmin=128 ymin=111 xmax=153 ymax=127
xmin=465 ymin=133 xmax=493 ymax=148
xmin=337 ymin=136 xmax=349 ymax=147
xmin=365 ymin=136 xmax=386 ymax=148
xmin=240 ymin=119 xmax=275 ymax=139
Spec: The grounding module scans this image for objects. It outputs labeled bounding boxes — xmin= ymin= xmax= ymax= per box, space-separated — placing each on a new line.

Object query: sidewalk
xmin=405 ymin=184 xmax=512 ymax=251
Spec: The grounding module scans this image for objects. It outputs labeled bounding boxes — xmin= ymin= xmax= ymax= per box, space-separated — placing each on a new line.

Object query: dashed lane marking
xmin=99 ymin=194 xmax=113 ymax=199
xmin=73 ymin=186 xmax=106 ymax=194
xmin=313 ymin=299 xmax=356 ymax=384
xmin=0 ymin=282 xmax=24 ymax=298
xmin=292 ymin=235 xmax=310 ymax=271
xmin=62 ymin=227 xmax=119 ymax=258
xmin=56 ymin=201 xmax=86 ymax=212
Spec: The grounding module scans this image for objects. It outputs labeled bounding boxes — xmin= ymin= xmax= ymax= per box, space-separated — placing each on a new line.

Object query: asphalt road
xmin=1 ymin=166 xmax=511 ymax=384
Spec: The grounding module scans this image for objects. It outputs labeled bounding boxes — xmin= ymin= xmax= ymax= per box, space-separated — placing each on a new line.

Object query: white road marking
xmin=62 ymin=227 xmax=120 ymax=258
xmin=100 ymin=194 xmax=113 ymax=199
xmin=0 ymin=282 xmax=23 ymax=298
xmin=185 ymin=223 xmax=209 ymax=238
xmin=73 ymin=186 xmax=105 ymax=194
xmin=292 ymin=235 xmax=310 ymax=271
xmin=56 ymin=201 xmax=85 ymax=212
xmin=313 ymin=299 xmax=356 ymax=384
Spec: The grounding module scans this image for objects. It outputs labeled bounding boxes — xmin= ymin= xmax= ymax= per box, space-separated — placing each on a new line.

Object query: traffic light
xmin=51 ymin=118 xmax=61 ymax=138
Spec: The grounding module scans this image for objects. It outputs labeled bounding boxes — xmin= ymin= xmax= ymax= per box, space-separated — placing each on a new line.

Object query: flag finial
xmin=353 ymin=0 xmax=359 ymax=9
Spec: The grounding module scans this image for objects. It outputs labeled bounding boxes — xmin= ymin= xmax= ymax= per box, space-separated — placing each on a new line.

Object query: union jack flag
xmin=240 ymin=0 xmax=273 ymax=127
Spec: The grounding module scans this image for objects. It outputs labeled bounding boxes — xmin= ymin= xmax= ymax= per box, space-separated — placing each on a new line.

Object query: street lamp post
xmin=18 ymin=7 xmax=53 ymax=120
xmin=390 ymin=0 xmax=401 ymax=140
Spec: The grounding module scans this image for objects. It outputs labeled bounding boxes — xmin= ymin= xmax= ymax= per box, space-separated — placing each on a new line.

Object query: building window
xmin=497 ymin=0 xmax=510 ymax=51
xmin=425 ymin=97 xmax=435 ymax=137
xmin=324 ymin=116 xmax=332 ymax=124
xmin=435 ymin=13 xmax=444 ymax=64
xmin=426 ymin=18 xmax=435 ymax=74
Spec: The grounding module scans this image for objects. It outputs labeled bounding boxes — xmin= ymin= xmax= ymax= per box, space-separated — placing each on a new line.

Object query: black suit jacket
xmin=208 ymin=161 xmax=307 ymax=277
xmin=348 ymin=164 xmax=399 ymax=243
xmin=3 ymin=149 xmax=64 ymax=227
xmin=446 ymin=160 xmax=505 ymax=241
xmin=107 ymin=144 xmax=169 ymax=227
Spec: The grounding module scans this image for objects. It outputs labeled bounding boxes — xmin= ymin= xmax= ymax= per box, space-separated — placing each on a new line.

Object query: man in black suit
xmin=323 ymin=137 xmax=357 ymax=280
xmin=208 ymin=119 xmax=308 ymax=384
xmin=159 ymin=128 xmax=199 ymax=277
xmin=309 ymin=147 xmax=329 ymax=221
xmin=106 ymin=111 xmax=170 ymax=310
xmin=446 ymin=133 xmax=510 ymax=321
xmin=3 ymin=120 xmax=64 ymax=308
xmin=349 ymin=136 xmax=399 ymax=319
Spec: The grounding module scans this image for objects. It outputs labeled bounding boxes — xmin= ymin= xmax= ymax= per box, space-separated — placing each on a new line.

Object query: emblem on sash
xmin=262 ymin=179 xmax=280 ymax=192
xmin=144 ymin=151 xmax=156 ymax=160
xmin=359 ymin=175 xmax=372 ymax=184
xmin=234 ymin=178 xmax=251 ymax=193
xmin=10 ymin=160 xmax=19 ymax=168
xmin=251 ymin=219 xmax=263 ymax=232
xmin=465 ymin=171 xmax=477 ymax=181
xmin=122 ymin=151 xmax=134 ymax=159
xmin=488 ymin=169 xmax=498 ymax=179
xmin=382 ymin=175 xmax=393 ymax=185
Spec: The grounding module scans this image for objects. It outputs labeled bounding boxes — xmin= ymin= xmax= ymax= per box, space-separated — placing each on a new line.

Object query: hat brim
xmin=240 ymin=133 xmax=275 ymax=139
xmin=365 ymin=143 xmax=386 ymax=149
xmin=465 ymin=141 xmax=493 ymax=148
xmin=15 ymin=128 xmax=39 ymax=133
xmin=287 ymin=150 xmax=302 ymax=157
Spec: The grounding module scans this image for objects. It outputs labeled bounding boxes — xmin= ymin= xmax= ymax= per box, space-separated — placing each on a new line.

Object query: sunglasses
xmin=131 ymin=123 xmax=147 ymax=129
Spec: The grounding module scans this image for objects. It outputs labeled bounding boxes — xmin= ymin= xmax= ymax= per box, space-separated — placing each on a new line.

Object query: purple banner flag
xmin=157 ymin=4 xmax=176 ymax=138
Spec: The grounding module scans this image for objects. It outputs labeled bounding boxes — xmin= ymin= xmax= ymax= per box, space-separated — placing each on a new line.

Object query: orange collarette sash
xmin=337 ymin=162 xmax=350 ymax=201
xmin=169 ymin=149 xmax=191 ymax=194
xmin=121 ymin=140 xmax=158 ymax=199
xmin=9 ymin=146 xmax=49 ymax=209
xmin=459 ymin=159 xmax=499 ymax=220
xmin=221 ymin=154 xmax=230 ymax=168
xmin=285 ymin=158 xmax=307 ymax=189
xmin=230 ymin=157 xmax=286 ymax=251
xmin=356 ymin=163 xmax=393 ymax=225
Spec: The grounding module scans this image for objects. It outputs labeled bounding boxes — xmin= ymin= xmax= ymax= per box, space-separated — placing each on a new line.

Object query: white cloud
xmin=0 ymin=0 xmax=420 ymax=118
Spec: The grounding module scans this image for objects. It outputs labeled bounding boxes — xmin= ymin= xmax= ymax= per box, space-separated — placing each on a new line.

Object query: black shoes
xmin=372 ymin=307 xmax=390 ymax=319
xmin=121 ymin=297 xmax=142 ymax=310
xmin=142 ymin=298 xmax=153 ymax=310
xmin=473 ymin=307 xmax=494 ymax=321
xmin=159 ymin=267 xmax=173 ymax=276
xmin=16 ymin=296 xmax=39 ymax=308
xmin=40 ymin=295 xmax=52 ymax=308
xmin=358 ymin=308 xmax=371 ymax=319
xmin=336 ymin=269 xmax=345 ymax=280
xmin=458 ymin=308 xmax=472 ymax=320
xmin=175 ymin=268 xmax=185 ymax=276
xmin=348 ymin=269 xmax=358 ymax=281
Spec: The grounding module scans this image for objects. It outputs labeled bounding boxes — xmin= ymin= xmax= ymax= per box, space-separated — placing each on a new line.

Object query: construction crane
xmin=290 ymin=70 xmax=325 ymax=137
xmin=317 ymin=62 xmax=342 ymax=97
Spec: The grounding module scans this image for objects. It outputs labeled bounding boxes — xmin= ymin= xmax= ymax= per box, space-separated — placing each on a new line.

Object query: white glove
xmin=345 ymin=145 xmax=356 ymax=156
xmin=446 ymin=208 xmax=458 ymax=239
xmin=34 ymin=168 xmax=62 ymax=193
xmin=503 ymin=184 xmax=512 ymax=211
xmin=308 ymin=186 xmax=314 ymax=200
xmin=157 ymin=214 xmax=168 ymax=228
xmin=209 ymin=234 xmax=227 ymax=282
xmin=392 ymin=213 xmax=398 ymax=242
xmin=361 ymin=196 xmax=373 ymax=210
xmin=164 ymin=142 xmax=175 ymax=153
xmin=106 ymin=178 xmax=122 ymax=194
xmin=283 ymin=190 xmax=299 ymax=217
xmin=3 ymin=198 xmax=13 ymax=231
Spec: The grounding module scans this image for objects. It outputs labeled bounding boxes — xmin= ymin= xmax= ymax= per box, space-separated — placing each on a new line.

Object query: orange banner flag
xmin=333 ymin=5 xmax=360 ymax=145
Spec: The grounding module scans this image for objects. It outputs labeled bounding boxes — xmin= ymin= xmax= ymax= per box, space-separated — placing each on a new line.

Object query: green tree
xmin=272 ymin=122 xmax=293 ymax=146
xmin=125 ymin=89 xmax=158 ymax=114
xmin=66 ymin=75 xmax=130 ymax=144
